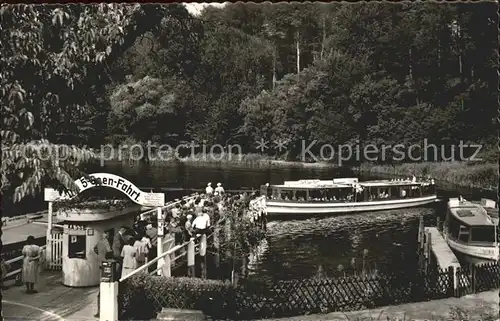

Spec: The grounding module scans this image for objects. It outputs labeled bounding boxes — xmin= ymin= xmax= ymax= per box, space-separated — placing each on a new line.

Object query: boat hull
xmin=445 ymin=237 xmax=499 ymax=265
xmin=265 ymin=195 xmax=437 ymax=216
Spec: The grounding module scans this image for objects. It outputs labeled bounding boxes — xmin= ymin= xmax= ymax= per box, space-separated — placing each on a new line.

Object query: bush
xmin=118 ymin=272 xmax=235 ymax=320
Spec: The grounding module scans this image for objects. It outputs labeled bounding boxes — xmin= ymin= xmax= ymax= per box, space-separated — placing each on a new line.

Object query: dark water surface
xmin=5 ymin=161 xmax=496 ymax=281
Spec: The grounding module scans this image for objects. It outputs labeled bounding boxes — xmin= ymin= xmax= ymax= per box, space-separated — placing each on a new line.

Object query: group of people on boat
xmin=205 ymin=182 xmax=225 ymax=195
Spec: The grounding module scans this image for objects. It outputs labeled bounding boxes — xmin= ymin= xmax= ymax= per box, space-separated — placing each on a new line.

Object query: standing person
xmin=141 ymin=234 xmax=152 ymax=262
xmin=112 ymin=227 xmax=128 ymax=278
xmin=192 ymin=211 xmax=210 ymax=235
xmin=22 ymin=236 xmax=41 ymax=294
xmin=206 ymin=182 xmax=214 ymax=195
xmin=168 ymin=217 xmax=183 ymax=245
xmin=121 ymin=238 xmax=137 ymax=278
xmin=93 ymin=232 xmax=112 ymax=318
xmin=145 ymin=224 xmax=158 ymax=272
xmin=184 ymin=214 xmax=194 ymax=241
xmin=215 ymin=183 xmax=225 ymax=195
xmin=134 ymin=235 xmax=149 ymax=268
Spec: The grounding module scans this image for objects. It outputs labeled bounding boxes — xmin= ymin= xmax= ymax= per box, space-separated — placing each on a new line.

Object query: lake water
xmin=5 ymin=161 xmax=496 ymax=280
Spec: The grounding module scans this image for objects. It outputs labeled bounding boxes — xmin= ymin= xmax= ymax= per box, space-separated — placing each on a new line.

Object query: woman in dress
xmin=121 ymin=237 xmax=137 ymax=278
xmin=133 ymin=234 xmax=149 ymax=268
xmin=22 ymin=235 xmax=41 ymax=294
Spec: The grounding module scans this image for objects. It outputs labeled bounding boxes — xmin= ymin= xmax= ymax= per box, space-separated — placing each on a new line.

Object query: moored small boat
xmin=260 ymin=177 xmax=437 ymax=216
xmin=443 ymin=197 xmax=499 ymax=265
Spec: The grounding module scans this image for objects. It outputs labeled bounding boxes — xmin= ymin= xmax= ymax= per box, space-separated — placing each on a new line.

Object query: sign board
xmin=44 ymin=188 xmax=75 ymax=202
xmin=44 ymin=173 xmax=165 ymax=207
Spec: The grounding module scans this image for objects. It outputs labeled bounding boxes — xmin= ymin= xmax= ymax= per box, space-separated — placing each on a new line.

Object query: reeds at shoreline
xmin=357 ymin=162 xmax=498 ymax=191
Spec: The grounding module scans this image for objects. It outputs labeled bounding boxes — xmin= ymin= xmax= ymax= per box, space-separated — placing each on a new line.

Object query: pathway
xmin=2 ymin=271 xmax=97 ymax=321
xmin=2 ymin=222 xmax=48 ymax=245
xmin=261 ymin=290 xmax=499 ymax=321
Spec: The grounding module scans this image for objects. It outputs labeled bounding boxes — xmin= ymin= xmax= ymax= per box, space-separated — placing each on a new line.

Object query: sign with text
xmin=44 ymin=173 xmax=165 ymax=207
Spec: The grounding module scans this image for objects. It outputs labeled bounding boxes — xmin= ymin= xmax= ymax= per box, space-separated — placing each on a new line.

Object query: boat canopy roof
xmin=448 ymin=200 xmax=495 ymax=226
xmin=269 ymin=178 xmax=428 ymax=190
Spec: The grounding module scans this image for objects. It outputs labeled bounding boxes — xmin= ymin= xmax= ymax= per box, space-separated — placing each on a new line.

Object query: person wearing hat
xmin=205 ymin=182 xmax=214 ymax=195
xmin=214 ymin=182 xmax=225 ymax=196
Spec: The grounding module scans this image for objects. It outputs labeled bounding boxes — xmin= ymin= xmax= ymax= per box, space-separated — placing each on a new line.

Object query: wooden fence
xmin=119 ymin=260 xmax=500 ymax=320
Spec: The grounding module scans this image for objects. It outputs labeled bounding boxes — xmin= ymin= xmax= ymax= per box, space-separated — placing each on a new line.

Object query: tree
xmin=1 ymin=3 xmax=199 ymax=201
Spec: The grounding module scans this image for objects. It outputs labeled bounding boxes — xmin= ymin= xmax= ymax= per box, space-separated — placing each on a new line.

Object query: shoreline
xmin=98 ymin=154 xmax=339 ymax=169
xmin=355 ymin=162 xmax=498 ymax=192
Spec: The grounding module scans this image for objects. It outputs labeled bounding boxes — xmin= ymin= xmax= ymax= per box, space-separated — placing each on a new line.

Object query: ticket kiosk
xmin=44 ymin=173 xmax=165 ymax=288
xmin=59 ymin=205 xmax=140 ymax=287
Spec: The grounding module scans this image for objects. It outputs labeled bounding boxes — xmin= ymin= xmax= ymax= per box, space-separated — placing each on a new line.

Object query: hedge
xmin=118 ymin=272 xmax=236 ymax=320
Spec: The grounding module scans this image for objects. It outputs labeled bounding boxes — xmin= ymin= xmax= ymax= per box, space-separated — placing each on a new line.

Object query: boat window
xmin=458 ymin=225 xmax=470 ymax=242
xmin=390 ymin=187 xmax=399 ymax=198
xmin=376 ymin=188 xmax=390 ymax=199
xmin=296 ymin=190 xmax=307 ymax=201
xmin=280 ymin=190 xmax=293 ymax=200
xmin=470 ymin=226 xmax=496 ymax=243
xmin=272 ymin=188 xmax=280 ymax=200
xmin=309 ymin=189 xmax=322 ymax=201
xmin=447 ymin=214 xmax=460 ymax=239
xmin=422 ymin=185 xmax=435 ymax=196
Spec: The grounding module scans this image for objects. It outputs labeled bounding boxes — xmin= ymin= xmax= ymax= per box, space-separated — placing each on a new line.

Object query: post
xmin=162 ymin=239 xmax=173 ymax=277
xmin=471 ymin=264 xmax=476 ymax=293
xmin=214 ymin=224 xmax=220 ymax=274
xmin=448 ymin=267 xmax=456 ymax=297
xmin=418 ymin=216 xmax=424 ymax=251
xmin=187 ymin=238 xmax=195 ymax=277
xmin=157 ymin=207 xmax=164 ymax=276
xmin=46 ymin=201 xmax=53 ymax=265
xmin=200 ymin=234 xmax=207 ymax=279
xmin=100 ymin=260 xmax=119 ymax=321
xmin=436 ymin=217 xmax=440 ymax=231
xmin=225 ymin=217 xmax=232 ymax=258
xmin=425 ymin=231 xmax=432 ymax=274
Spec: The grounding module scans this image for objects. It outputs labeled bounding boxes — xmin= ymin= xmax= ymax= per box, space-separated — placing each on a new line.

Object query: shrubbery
xmin=119 ymin=272 xmax=236 ymax=320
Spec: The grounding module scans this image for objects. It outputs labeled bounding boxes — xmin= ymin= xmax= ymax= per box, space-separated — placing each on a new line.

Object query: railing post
xmin=100 ymin=260 xmax=119 ymax=321
xmin=447 ymin=266 xmax=455 ymax=297
xmin=187 ymin=238 xmax=195 ymax=277
xmin=45 ymin=201 xmax=53 ymax=266
xmin=157 ymin=207 xmax=164 ymax=276
xmin=471 ymin=264 xmax=476 ymax=293
xmin=436 ymin=217 xmax=440 ymax=231
xmin=200 ymin=234 xmax=207 ymax=279
xmin=214 ymin=223 xmax=220 ymax=275
xmin=162 ymin=239 xmax=173 ymax=277
xmin=225 ymin=217 xmax=232 ymax=258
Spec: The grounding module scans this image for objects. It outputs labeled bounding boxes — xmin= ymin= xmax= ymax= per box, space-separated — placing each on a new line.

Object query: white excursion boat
xmin=260 ymin=177 xmax=437 ymax=216
xmin=443 ymin=197 xmax=499 ymax=265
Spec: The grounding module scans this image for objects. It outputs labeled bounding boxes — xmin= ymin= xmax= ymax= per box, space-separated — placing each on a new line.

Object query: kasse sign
xmin=44 ymin=173 xmax=165 ymax=207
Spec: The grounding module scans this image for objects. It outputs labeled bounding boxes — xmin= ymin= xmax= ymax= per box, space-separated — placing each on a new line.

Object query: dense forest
xmin=1 ymin=2 xmax=498 ymax=201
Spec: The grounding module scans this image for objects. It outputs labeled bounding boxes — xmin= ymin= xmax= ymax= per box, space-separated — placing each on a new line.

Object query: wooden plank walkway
xmin=424 ymin=227 xmax=460 ymax=270
xmin=2 ymin=271 xmax=97 ymax=321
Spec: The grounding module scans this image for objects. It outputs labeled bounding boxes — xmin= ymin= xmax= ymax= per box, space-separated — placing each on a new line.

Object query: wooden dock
xmin=424 ymin=227 xmax=461 ymax=270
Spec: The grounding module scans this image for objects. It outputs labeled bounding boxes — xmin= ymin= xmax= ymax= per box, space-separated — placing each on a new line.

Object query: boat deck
xmin=424 ymin=227 xmax=460 ymax=270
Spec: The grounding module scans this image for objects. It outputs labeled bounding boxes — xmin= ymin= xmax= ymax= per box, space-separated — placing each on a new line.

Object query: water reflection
xmin=251 ymin=207 xmax=436 ymax=281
